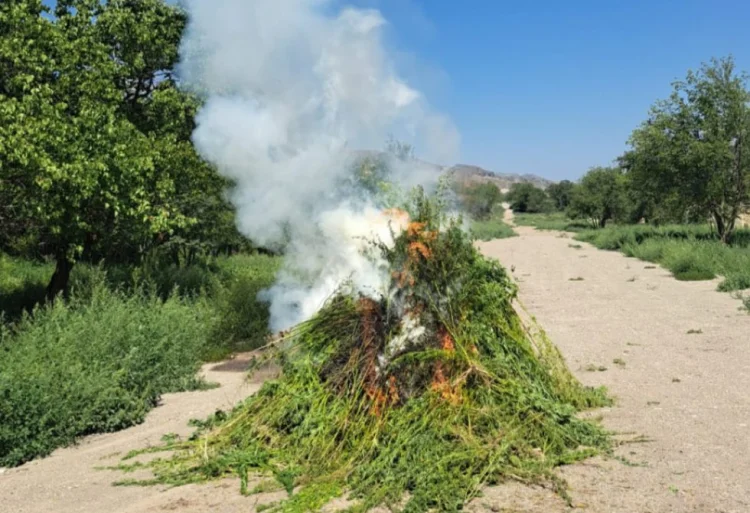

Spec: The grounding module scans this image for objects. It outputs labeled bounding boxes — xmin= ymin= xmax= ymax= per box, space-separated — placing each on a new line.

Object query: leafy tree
xmin=624 ymin=57 xmax=750 ymax=242
xmin=617 ymin=152 xmax=691 ymax=224
xmin=0 ymin=0 xmax=242 ymax=297
xmin=506 ymin=183 xmax=552 ymax=213
xmin=568 ymin=167 xmax=628 ymax=228
xmin=459 ymin=182 xmax=503 ymax=219
xmin=546 ymin=180 xmax=574 ymax=211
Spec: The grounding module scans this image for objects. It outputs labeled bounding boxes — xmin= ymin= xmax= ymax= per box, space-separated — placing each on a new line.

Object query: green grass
xmin=513 ymin=212 xmax=594 ymax=232
xmin=0 ymin=253 xmax=52 ymax=321
xmin=470 ymin=217 xmax=516 ymax=241
xmin=0 ymin=252 xmax=282 ymax=466
xmin=575 ymin=225 xmax=750 ymax=292
xmin=468 ymin=204 xmax=516 ymax=241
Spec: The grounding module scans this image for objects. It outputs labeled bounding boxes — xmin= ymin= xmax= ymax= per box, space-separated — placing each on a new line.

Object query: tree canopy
xmin=622 ymin=57 xmax=750 ymax=241
xmin=546 ymin=180 xmax=574 ymax=211
xmin=458 ymin=182 xmax=503 ymax=219
xmin=568 ymin=167 xmax=628 ymax=228
xmin=506 ymin=182 xmax=552 ymax=213
xmin=0 ymin=0 xmax=243 ymax=296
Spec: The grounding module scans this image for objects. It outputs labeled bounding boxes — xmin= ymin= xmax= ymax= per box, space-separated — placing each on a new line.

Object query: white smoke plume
xmin=179 ymin=0 xmax=460 ymax=331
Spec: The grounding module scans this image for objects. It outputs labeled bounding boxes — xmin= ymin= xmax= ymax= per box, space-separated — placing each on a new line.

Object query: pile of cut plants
xmin=121 ymin=193 xmax=611 ymax=512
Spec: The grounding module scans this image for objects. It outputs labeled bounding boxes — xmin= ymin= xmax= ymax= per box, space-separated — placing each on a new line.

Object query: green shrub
xmin=0 ymin=256 xmax=220 ymax=324
xmin=622 ymin=239 xmax=664 ymax=262
xmin=136 ymin=261 xmax=221 ymax=299
xmin=719 ymin=274 xmax=750 ymax=292
xmin=0 ymin=283 xmax=213 ymax=467
xmin=741 ymin=294 xmax=750 ymax=312
xmin=662 ymin=249 xmax=716 ymax=281
xmin=506 ymin=182 xmax=553 ymax=213
xmin=207 ymin=254 xmax=281 ymax=359
xmin=457 ymin=182 xmax=503 ymax=220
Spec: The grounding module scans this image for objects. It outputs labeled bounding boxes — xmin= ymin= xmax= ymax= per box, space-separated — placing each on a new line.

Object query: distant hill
xmin=447 ymin=164 xmax=554 ymax=191
xmin=349 ymin=151 xmax=555 ymax=191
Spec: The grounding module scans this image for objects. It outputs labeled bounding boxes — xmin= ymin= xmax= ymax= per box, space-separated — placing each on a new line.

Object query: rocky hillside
xmin=351 ymin=151 xmax=554 ymax=191
xmin=447 ymin=164 xmax=554 ymax=191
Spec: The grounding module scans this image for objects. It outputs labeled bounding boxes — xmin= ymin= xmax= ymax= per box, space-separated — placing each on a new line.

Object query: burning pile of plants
xmin=124 ymin=193 xmax=610 ymax=512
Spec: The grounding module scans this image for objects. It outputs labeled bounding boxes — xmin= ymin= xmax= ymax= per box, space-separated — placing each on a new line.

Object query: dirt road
xmin=1 ymin=224 xmax=749 ymax=512
xmin=475 ymin=226 xmax=750 ymax=513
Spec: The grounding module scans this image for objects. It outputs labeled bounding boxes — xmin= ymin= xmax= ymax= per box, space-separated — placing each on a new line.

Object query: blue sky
xmin=45 ymin=0 xmax=750 ymax=180
xmin=346 ymin=0 xmax=750 ymax=180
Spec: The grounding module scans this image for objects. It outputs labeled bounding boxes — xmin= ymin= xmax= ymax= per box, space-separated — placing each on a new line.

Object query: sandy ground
xmin=473 ymin=225 xmax=750 ymax=513
xmin=2 ymin=221 xmax=749 ymax=512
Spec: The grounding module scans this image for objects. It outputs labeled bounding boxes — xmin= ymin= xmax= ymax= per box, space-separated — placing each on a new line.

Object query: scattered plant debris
xmin=119 ymin=193 xmax=611 ymax=513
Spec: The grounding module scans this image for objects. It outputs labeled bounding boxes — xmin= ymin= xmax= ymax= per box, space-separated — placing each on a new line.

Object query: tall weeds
xmin=0 ymin=253 xmax=282 ymax=466
xmin=0 ymin=283 xmax=214 ymax=467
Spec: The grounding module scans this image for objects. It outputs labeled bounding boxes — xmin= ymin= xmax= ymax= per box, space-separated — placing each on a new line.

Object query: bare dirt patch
xmin=474 ymin=226 xmax=750 ymax=513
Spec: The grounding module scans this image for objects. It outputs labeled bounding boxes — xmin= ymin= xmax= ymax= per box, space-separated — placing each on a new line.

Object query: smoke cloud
xmin=179 ymin=0 xmax=460 ymax=330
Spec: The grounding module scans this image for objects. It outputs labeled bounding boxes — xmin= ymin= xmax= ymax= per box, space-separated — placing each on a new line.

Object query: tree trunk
xmin=46 ymin=255 xmax=73 ymax=301
xmin=713 ymin=212 xmax=729 ymax=244
xmin=714 ymin=212 xmax=735 ymax=244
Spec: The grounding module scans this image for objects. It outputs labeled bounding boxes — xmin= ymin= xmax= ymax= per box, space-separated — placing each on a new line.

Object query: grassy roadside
xmin=504 ymin=215 xmax=750 ymax=310
xmin=470 ymin=217 xmax=516 ymax=240
xmin=513 ymin=212 xmax=594 ymax=232
xmin=469 ymin=205 xmax=517 ymax=241
xmin=0 ymin=252 xmax=281 ymax=467
xmin=574 ymin=225 xmax=750 ymax=305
